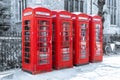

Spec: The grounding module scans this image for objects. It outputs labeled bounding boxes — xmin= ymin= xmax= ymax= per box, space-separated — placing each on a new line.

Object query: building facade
xmin=11 ymin=0 xmax=120 ymax=34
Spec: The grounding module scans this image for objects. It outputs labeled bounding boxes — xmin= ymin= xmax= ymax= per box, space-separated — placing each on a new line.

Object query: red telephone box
xmin=89 ymin=15 xmax=103 ymax=63
xmin=52 ymin=11 xmax=73 ymax=69
xmin=72 ymin=13 xmax=89 ymax=65
xmin=22 ymin=7 xmax=52 ymax=74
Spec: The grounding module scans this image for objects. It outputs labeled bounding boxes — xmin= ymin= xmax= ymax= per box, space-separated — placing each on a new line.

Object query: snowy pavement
xmin=1 ymin=55 xmax=120 ymax=80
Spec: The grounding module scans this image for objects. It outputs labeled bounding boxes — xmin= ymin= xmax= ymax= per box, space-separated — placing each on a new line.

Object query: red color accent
xmin=89 ymin=15 xmax=103 ymax=63
xmin=52 ymin=11 xmax=73 ymax=69
xmin=22 ymin=7 xmax=52 ymax=74
xmin=72 ymin=13 xmax=89 ymax=65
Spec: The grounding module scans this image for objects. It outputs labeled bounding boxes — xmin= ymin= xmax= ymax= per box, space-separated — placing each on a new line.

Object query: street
xmin=4 ymin=55 xmax=120 ymax=80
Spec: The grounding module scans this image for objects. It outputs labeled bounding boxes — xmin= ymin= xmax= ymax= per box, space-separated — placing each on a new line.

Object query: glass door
xmin=23 ymin=20 xmax=31 ymax=64
xmin=95 ymin=24 xmax=101 ymax=56
xmin=61 ymin=22 xmax=71 ymax=61
xmin=37 ymin=20 xmax=50 ymax=65
xmin=80 ymin=23 xmax=87 ymax=59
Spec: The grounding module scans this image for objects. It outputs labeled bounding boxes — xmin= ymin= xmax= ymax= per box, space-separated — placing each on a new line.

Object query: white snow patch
xmin=1 ymin=55 xmax=120 ymax=80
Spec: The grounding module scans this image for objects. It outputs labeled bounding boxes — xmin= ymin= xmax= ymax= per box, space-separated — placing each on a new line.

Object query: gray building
xmin=11 ymin=0 xmax=120 ymax=34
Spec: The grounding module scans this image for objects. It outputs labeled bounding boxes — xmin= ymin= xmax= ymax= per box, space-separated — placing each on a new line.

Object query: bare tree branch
xmin=97 ymin=0 xmax=105 ymax=29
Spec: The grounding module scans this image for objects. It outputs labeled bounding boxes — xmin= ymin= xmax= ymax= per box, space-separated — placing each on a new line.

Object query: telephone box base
xmin=89 ymin=60 xmax=103 ymax=63
xmin=22 ymin=69 xmax=52 ymax=75
xmin=74 ymin=63 xmax=89 ymax=66
xmin=54 ymin=65 xmax=73 ymax=70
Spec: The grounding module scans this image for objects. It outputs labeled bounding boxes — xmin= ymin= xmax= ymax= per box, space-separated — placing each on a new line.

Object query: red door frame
xmin=22 ymin=7 xmax=52 ymax=74
xmin=89 ymin=15 xmax=103 ymax=63
xmin=72 ymin=13 xmax=89 ymax=65
xmin=52 ymin=11 xmax=73 ymax=69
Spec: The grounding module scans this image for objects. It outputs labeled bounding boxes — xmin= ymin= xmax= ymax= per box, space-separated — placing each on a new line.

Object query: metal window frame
xmin=18 ymin=0 xmax=27 ymax=21
xmin=107 ymin=0 xmax=117 ymax=25
xmin=19 ymin=0 xmax=22 ymax=20
xmin=64 ymin=0 xmax=84 ymax=12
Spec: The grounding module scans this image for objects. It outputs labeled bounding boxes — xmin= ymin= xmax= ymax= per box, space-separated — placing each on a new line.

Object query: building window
xmin=107 ymin=0 xmax=116 ymax=25
xmin=19 ymin=0 xmax=22 ymax=20
xmin=19 ymin=0 xmax=27 ymax=21
xmin=64 ymin=0 xmax=84 ymax=12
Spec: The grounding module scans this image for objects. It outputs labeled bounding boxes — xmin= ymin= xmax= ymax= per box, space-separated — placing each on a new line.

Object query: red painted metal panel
xmin=22 ymin=7 xmax=52 ymax=74
xmin=52 ymin=11 xmax=73 ymax=69
xmin=89 ymin=15 xmax=103 ymax=63
xmin=72 ymin=13 xmax=89 ymax=65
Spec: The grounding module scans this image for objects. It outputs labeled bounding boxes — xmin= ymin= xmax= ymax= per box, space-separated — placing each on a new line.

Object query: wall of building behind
xmin=86 ymin=0 xmax=120 ymax=35
xmin=11 ymin=0 xmax=64 ymax=33
xmin=11 ymin=0 xmax=21 ymax=33
xmin=11 ymin=0 xmax=120 ymax=35
xmin=103 ymin=0 xmax=120 ymax=35
xmin=28 ymin=0 xmax=64 ymax=10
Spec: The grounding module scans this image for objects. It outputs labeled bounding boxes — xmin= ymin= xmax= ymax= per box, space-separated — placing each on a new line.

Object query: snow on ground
xmin=1 ymin=55 xmax=120 ymax=80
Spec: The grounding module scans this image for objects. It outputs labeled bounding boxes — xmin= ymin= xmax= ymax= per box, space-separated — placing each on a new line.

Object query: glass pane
xmin=80 ymin=1 xmax=84 ymax=12
xmin=24 ymin=31 xmax=30 ymax=35
xmin=24 ymin=26 xmax=30 ymax=30
xmin=62 ymin=48 xmax=70 ymax=61
xmin=25 ymin=52 xmax=30 ymax=58
xmin=24 ymin=20 xmax=30 ymax=30
xmin=39 ymin=37 xmax=47 ymax=42
xmin=37 ymin=20 xmax=50 ymax=65
xmin=24 ymin=20 xmax=30 ymax=64
xmin=62 ymin=41 xmax=70 ymax=48
xmin=25 ymin=20 xmax=30 ymax=25
xmin=39 ymin=60 xmax=48 ymax=65
xmin=62 ymin=22 xmax=70 ymax=31
xmin=63 ymin=37 xmax=70 ymax=41
xmin=62 ymin=32 xmax=70 ymax=36
xmin=25 ymin=42 xmax=30 ymax=46
xmin=81 ymin=24 xmax=87 ymax=41
xmin=38 ymin=53 xmax=49 ymax=65
xmin=62 ymin=53 xmax=70 ymax=61
xmin=70 ymin=0 xmax=73 ymax=12
xmin=64 ymin=0 xmax=84 ymax=12
xmin=39 ymin=20 xmax=49 ymax=31
xmin=39 ymin=32 xmax=48 ymax=36
xmin=25 ymin=48 xmax=30 ymax=52
xmin=39 ymin=53 xmax=48 ymax=59
xmin=39 ymin=20 xmax=49 ymax=25
xmin=96 ymin=24 xmax=101 ymax=42
xmin=39 ymin=26 xmax=48 ymax=31
xmin=108 ymin=0 xmax=110 ymax=6
xmin=64 ymin=0 xmax=68 ymax=10
xmin=96 ymin=44 xmax=101 ymax=56
xmin=25 ymin=59 xmax=30 ymax=63
xmin=114 ymin=8 xmax=116 ymax=25
xmin=81 ymin=44 xmax=86 ymax=59
xmin=25 ymin=37 xmax=30 ymax=42
xmin=61 ymin=22 xmax=71 ymax=61
xmin=39 ymin=43 xmax=48 ymax=47
xmin=39 ymin=48 xmax=48 ymax=52
xmin=114 ymin=0 xmax=116 ymax=7
xmin=75 ymin=0 xmax=79 ymax=11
